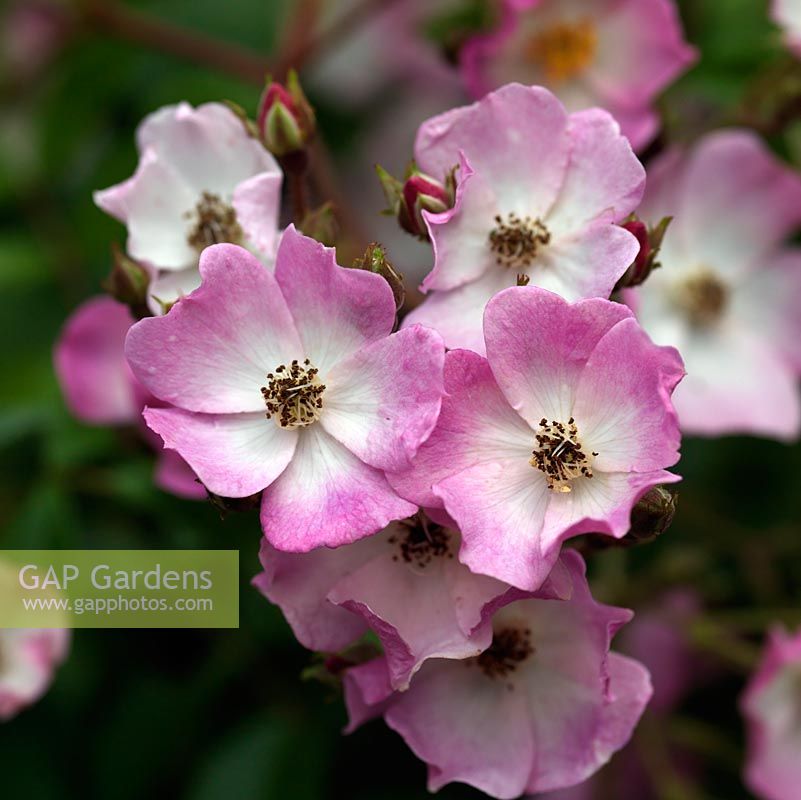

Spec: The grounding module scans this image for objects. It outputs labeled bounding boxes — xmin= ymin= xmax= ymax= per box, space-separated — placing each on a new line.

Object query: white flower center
xmin=530 ymin=417 xmax=596 ymax=492
xmin=185 ymin=191 xmax=243 ymax=253
xmin=261 ymin=359 xmax=325 ymax=429
xmin=489 ymin=212 xmax=551 ymax=270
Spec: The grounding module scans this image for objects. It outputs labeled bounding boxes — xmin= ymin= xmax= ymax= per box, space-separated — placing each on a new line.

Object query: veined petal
xmin=321 ymin=324 xmax=445 ymax=472
xmin=260 ymin=425 xmax=416 ymax=551
xmin=387 ymin=349 xmax=533 ymax=509
xmin=144 ymin=407 xmax=297 ymax=498
xmin=274 ymin=226 xmax=397 ymax=374
xmin=484 ymin=287 xmax=633 ymax=426
xmin=574 ymin=317 xmax=683 ymax=473
xmin=126 ymin=244 xmax=302 ymax=413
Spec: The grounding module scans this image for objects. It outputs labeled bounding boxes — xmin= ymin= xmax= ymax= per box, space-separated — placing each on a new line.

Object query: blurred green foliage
xmin=1 ymin=1 xmax=800 ymax=798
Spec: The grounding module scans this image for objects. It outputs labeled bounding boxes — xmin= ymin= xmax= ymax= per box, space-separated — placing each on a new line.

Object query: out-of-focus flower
xmin=94 ymin=102 xmax=283 ymax=311
xmin=773 ymin=0 xmax=801 ymax=56
xmin=54 ymin=296 xmax=204 ymax=499
xmin=741 ymin=626 xmax=801 ymax=800
xmin=461 ymin=0 xmax=696 ymax=151
xmin=344 ymin=551 xmax=652 ymax=799
xmin=404 ymin=84 xmax=644 ymax=353
xmin=618 ymin=588 xmax=702 ymax=714
xmin=0 ymin=628 xmax=69 ymax=721
xmin=390 ymin=286 xmax=683 ymax=591
xmin=126 ymin=227 xmax=445 ymax=550
xmin=1 ymin=0 xmax=70 ymax=82
xmin=257 ymin=71 xmax=316 ymax=157
xmin=255 ymin=511 xmax=571 ymax=690
xmin=624 ymin=131 xmax=801 ymax=440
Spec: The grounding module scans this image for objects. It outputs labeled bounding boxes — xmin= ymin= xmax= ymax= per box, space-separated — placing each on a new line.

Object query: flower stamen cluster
xmin=525 ymin=20 xmax=597 ymax=84
xmin=531 ymin=417 xmax=596 ymax=492
xmin=261 ymin=358 xmax=325 ymax=429
xmin=489 ymin=213 xmax=551 ymax=269
xmin=185 ymin=191 xmax=243 ymax=253
xmin=674 ymin=269 xmax=729 ymax=326
xmin=474 ymin=626 xmax=534 ymax=680
xmin=388 ymin=515 xmax=453 ymax=569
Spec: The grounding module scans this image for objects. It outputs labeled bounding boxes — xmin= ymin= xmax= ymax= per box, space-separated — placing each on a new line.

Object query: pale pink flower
xmin=126 ymin=227 xmax=445 ymax=550
xmin=391 ymin=286 xmax=683 ymax=591
xmin=773 ymin=0 xmax=801 ymax=56
xmin=461 ymin=0 xmax=696 ymax=151
xmin=94 ymin=102 xmax=283 ymax=311
xmin=625 ymin=131 xmax=801 ymax=440
xmin=254 ymin=510 xmax=571 ymax=690
xmin=404 ymin=83 xmax=644 ymax=353
xmin=344 ymin=551 xmax=652 ymax=799
xmin=54 ymin=296 xmax=203 ymax=499
xmin=0 ymin=628 xmax=69 ymax=721
xmin=741 ymin=626 xmax=801 ymax=800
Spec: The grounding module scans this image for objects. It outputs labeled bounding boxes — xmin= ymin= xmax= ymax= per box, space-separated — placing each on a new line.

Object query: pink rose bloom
xmin=254 ymin=510 xmax=571 ymax=690
xmin=54 ymin=295 xmax=203 ymax=499
xmin=404 ymin=83 xmax=645 ymax=354
xmin=126 ymin=227 xmax=445 ymax=550
xmin=344 ymin=551 xmax=652 ymax=798
xmin=461 ymin=0 xmax=696 ymax=151
xmin=625 ymin=131 xmax=801 ymax=440
xmin=391 ymin=286 xmax=683 ymax=591
xmin=0 ymin=628 xmax=69 ymax=721
xmin=741 ymin=626 xmax=801 ymax=800
xmin=94 ymin=102 xmax=283 ymax=311
xmin=773 ymin=0 xmax=801 ymax=56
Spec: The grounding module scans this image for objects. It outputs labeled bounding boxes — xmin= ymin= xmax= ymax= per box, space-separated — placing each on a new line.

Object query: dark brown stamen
xmin=261 ymin=358 xmax=325 ymax=429
xmin=186 ymin=191 xmax=243 ymax=253
xmin=475 ymin=627 xmax=534 ymax=679
xmin=489 ymin=212 xmax=550 ymax=269
xmin=675 ymin=270 xmax=729 ymax=326
xmin=530 ymin=417 xmax=596 ymax=492
xmin=388 ymin=514 xmax=453 ymax=569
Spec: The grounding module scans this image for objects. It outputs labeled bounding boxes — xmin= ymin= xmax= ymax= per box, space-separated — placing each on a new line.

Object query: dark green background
xmin=1 ymin=1 xmax=800 ymax=798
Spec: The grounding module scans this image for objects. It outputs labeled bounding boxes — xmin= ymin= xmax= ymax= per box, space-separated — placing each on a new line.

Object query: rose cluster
xmin=37 ymin=1 xmax=801 ymax=797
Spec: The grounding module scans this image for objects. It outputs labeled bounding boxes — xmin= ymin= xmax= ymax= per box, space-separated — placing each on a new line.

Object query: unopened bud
xmin=102 ymin=243 xmax=151 ymax=318
xmin=352 ymin=242 xmax=405 ymax=312
xmin=574 ymin=485 xmax=677 ymax=552
xmin=376 ymin=161 xmax=455 ymax=240
xmin=299 ymin=202 xmax=339 ymax=247
xmin=628 ymin=485 xmax=678 ymax=541
xmin=257 ymin=69 xmax=315 ymax=157
xmin=615 ymin=215 xmax=672 ymax=290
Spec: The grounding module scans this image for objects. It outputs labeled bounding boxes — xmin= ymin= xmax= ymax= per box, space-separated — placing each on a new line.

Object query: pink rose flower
xmin=54 ymin=296 xmax=203 ymax=499
xmin=0 ymin=628 xmax=69 ymax=721
xmin=624 ymin=131 xmax=801 ymax=440
xmin=254 ymin=510 xmax=571 ymax=690
xmin=404 ymin=83 xmax=645 ymax=353
xmin=94 ymin=102 xmax=283 ymax=311
xmin=126 ymin=227 xmax=446 ymax=550
xmin=741 ymin=626 xmax=801 ymax=800
xmin=773 ymin=0 xmax=801 ymax=56
xmin=461 ymin=0 xmax=696 ymax=151
xmin=344 ymin=551 xmax=652 ymax=798
xmin=391 ymin=286 xmax=683 ymax=591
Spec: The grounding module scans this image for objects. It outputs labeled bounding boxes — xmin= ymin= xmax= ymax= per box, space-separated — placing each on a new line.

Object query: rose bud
xmin=615 ymin=215 xmax=672 ymax=290
xmin=256 ymin=69 xmax=316 ymax=158
xmin=376 ymin=162 xmax=455 ymax=240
